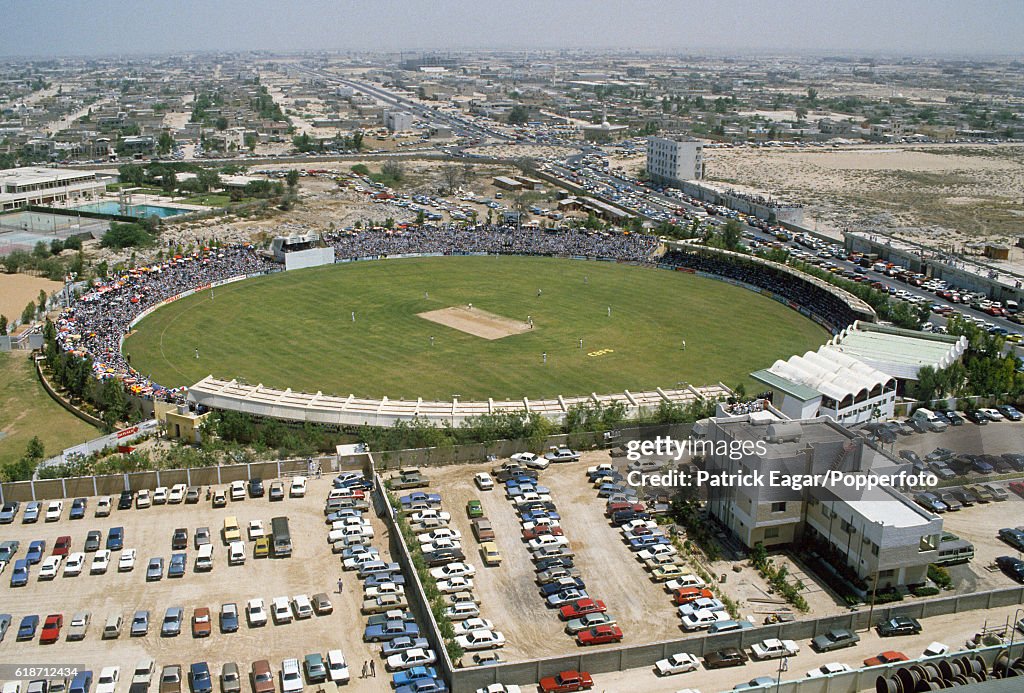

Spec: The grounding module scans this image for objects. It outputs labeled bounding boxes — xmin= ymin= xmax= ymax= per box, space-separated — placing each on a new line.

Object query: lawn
xmin=182 ymin=194 xmax=235 ymax=207
xmin=0 ymin=352 xmax=99 ymax=470
xmin=124 ymin=256 xmax=827 ymax=401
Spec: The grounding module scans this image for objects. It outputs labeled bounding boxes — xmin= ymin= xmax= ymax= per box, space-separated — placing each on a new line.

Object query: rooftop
xmin=828 ymin=321 xmax=968 ymax=380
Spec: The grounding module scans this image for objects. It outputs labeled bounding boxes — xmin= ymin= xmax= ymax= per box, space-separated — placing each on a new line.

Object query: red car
xmin=576 ymin=624 xmax=623 ymax=646
xmin=1009 ymin=481 xmax=1024 ymax=499
xmin=673 ymin=587 xmax=715 ymax=605
xmin=53 ymin=536 xmax=72 ymax=557
xmin=559 ymin=598 xmax=607 ymax=621
xmin=539 ymin=670 xmax=594 ymax=693
xmin=40 ymin=614 xmax=63 ymax=643
xmin=604 ymin=502 xmax=644 ymax=518
xmin=522 ymin=525 xmax=565 ymax=541
xmin=864 ymin=651 xmax=908 ymax=667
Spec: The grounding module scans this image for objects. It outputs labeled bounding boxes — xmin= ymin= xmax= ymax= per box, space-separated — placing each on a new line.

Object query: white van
xmin=195 ymin=544 xmax=214 ymax=572
xmin=912 ymin=408 xmax=948 ymax=432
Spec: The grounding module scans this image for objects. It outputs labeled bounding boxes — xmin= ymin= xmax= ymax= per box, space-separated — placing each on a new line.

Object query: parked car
xmin=864 ymin=651 xmax=909 ymax=667
xmin=538 ymin=670 xmax=593 ymax=692
xmin=67 ymin=611 xmax=91 ymax=641
xmin=219 ymin=664 xmax=241 ymax=693
xmin=576 ymin=624 xmax=623 ymax=646
xmin=654 ymin=652 xmax=700 ymax=676
xmin=159 ymin=667 xmax=181 ymax=693
xmin=249 ymin=663 xmax=273 ymax=693
xmin=188 ymin=663 xmax=213 ymax=693
xmin=807 ymin=663 xmax=853 ymax=677
xmin=161 ymin=607 xmax=183 ymax=637
xmin=70 ymin=498 xmax=87 ymax=520
xmin=23 ymin=501 xmax=42 ymax=522
xmin=324 ymin=651 xmax=349 ymax=684
xmin=302 ymin=654 xmax=327 ymax=684
xmin=146 ymin=557 xmax=164 ymax=581
xmin=119 ymin=549 xmax=136 ymax=572
xmin=996 ymin=556 xmax=1024 ymax=582
xmin=704 ymin=648 xmax=749 ymax=668
xmin=812 ymin=627 xmax=860 ymax=651
xmin=40 ymin=613 xmax=63 ymax=643
xmin=192 ymin=608 xmax=212 ymax=637
xmin=131 ymin=610 xmax=150 ymax=637
xmin=107 ymin=527 xmax=125 ymax=551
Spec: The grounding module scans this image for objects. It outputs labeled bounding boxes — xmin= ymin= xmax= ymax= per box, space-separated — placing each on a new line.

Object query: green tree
xmin=244 ymin=133 xmax=257 ymax=151
xmin=196 ymin=169 xmax=220 ymax=193
xmin=101 ymin=222 xmax=153 ymax=249
xmin=351 ymin=163 xmax=370 ymax=176
xmin=0 ymin=314 xmax=7 ymax=335
xmin=806 ymin=87 xmax=819 ymax=103
xmin=215 ymin=116 xmax=228 ymax=131
xmin=286 ymin=170 xmax=300 ymax=189
xmin=507 ymin=104 xmax=529 ymax=124
xmin=161 ymin=169 xmax=177 ymax=194
xmin=381 ymin=160 xmax=405 ymax=183
xmin=21 ymin=301 xmax=35 ymax=325
xmin=117 ymin=163 xmax=146 ymax=186
xmin=721 ymin=219 xmax=742 ymax=251
xmin=157 ymin=131 xmax=174 ymax=155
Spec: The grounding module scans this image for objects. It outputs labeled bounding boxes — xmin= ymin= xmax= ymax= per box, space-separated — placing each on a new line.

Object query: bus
xmin=270 ymin=516 xmax=292 ymax=558
xmin=935 ymin=535 xmax=974 ymax=566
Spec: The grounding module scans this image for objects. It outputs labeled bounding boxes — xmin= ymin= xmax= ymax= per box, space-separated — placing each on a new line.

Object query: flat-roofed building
xmin=0 ymin=166 xmax=106 ymax=211
xmin=646 ymin=135 xmax=703 ymax=186
xmin=703 ymin=415 xmax=942 ymax=593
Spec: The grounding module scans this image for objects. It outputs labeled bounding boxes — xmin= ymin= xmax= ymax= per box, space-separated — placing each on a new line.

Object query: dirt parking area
xmin=593 ymin=603 xmax=1024 ymax=693
xmin=939 ymin=493 xmax=1024 ymax=592
xmin=429 ymin=451 xmax=689 ymax=663
xmin=0 ymin=477 xmax=389 ymax=692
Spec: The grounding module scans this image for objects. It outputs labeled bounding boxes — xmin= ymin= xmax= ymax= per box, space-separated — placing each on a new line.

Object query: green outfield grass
xmin=123 ymin=256 xmax=827 ymax=401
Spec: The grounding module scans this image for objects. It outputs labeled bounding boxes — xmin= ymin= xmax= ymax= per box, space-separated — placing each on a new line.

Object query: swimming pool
xmin=72 ymin=201 xmax=193 ymax=218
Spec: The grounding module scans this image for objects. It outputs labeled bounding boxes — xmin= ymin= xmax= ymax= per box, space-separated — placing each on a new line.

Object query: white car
xmin=364 ymin=582 xmax=406 ymax=599
xmin=228 ymin=541 xmax=245 ymax=565
xmin=290 ymin=476 xmax=307 ymax=498
xmin=95 ymin=496 xmax=113 ymax=516
xmin=325 ymin=650 xmax=349 ymax=684
xmin=136 ymin=489 xmax=152 ymax=508
xmin=511 ymin=452 xmax=548 ymax=469
xmin=168 ymin=484 xmax=187 ymax=503
xmin=455 ymin=628 xmax=506 ymax=651
xmin=291 ymin=594 xmax=314 ymax=619
xmin=39 ymin=555 xmax=62 ymax=579
xmin=636 ymin=545 xmax=678 ymax=561
xmin=96 ymin=667 xmax=120 ymax=693
xmin=45 ymin=500 xmax=64 ymax=522
xmin=751 ymin=638 xmax=800 ymax=660
xmin=454 ymin=618 xmax=494 ymax=636
xmin=118 ymin=549 xmax=137 ymax=572
xmin=64 ymin=552 xmax=87 ymax=576
xmin=328 ymin=526 xmax=373 ymax=543
xmin=474 ymin=473 xmax=495 ymax=490
xmin=923 ymin=642 xmax=949 ymax=657
xmin=248 ymin=520 xmax=265 ymax=540
xmin=271 ymin=597 xmax=292 ymax=624
xmin=807 ymin=663 xmax=852 ymax=677
xmin=280 ymin=658 xmax=303 ymax=693
xmin=654 ymin=652 xmax=700 ymax=676
xmin=230 ymin=480 xmax=246 ymax=501
xmin=680 ymin=609 xmax=727 ymax=631
xmin=422 ymin=538 xmax=461 ymax=553
xmin=246 ymin=598 xmax=268 ymax=627
xmin=436 ymin=576 xmax=474 ymax=594
xmin=980 ymin=408 xmax=1005 ymax=421
xmin=528 ymin=535 xmax=569 ymax=552
xmin=429 ymin=562 xmax=476 ymax=580
xmin=342 ymin=551 xmax=380 ymax=570
xmin=417 ymin=528 xmax=462 ymax=544
xmin=664 ymin=575 xmax=706 ymax=591
xmin=153 ymin=487 xmax=168 ymax=505
xmin=91 ymin=549 xmax=112 ymax=574
xmin=385 ymin=647 xmax=437 ymax=672
xmin=411 ymin=510 xmax=450 ymax=524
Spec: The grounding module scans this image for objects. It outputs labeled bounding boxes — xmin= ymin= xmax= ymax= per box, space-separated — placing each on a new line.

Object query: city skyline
xmin=2 ymin=0 xmax=1023 ymax=58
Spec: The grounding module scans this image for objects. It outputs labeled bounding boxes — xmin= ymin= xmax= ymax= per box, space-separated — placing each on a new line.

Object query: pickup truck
xmin=471 ymin=518 xmax=495 ymax=542
xmin=130 ymin=658 xmax=155 ymax=693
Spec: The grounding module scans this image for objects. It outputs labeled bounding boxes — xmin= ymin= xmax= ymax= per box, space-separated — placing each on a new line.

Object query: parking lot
xmin=0 ymin=477 xmax=389 ymax=692
xmin=430 ymin=451 xmax=702 ymax=662
xmin=591 ymin=603 xmax=1024 ymax=693
xmin=892 ymin=416 xmax=1023 ymax=461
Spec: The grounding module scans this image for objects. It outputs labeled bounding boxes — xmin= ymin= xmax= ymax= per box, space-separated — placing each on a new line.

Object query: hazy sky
xmin=2 ymin=0 xmax=1022 ymax=58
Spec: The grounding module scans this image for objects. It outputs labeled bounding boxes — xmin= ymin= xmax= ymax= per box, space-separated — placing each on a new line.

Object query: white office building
xmin=646 ymin=136 xmax=703 ymax=186
xmin=384 ymin=110 xmax=415 ymax=132
xmin=0 ymin=166 xmax=106 ymax=211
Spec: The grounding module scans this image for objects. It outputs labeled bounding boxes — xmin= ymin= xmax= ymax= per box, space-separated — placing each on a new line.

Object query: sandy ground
xmin=703 ymin=143 xmax=1024 ymax=245
xmin=0 ymin=274 xmax=63 ymax=324
xmin=418 ymin=306 xmax=530 ymax=341
xmin=0 ymin=477 xmax=391 ymax=693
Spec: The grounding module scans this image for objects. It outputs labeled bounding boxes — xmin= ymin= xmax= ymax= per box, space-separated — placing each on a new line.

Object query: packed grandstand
xmin=54 ymin=224 xmax=869 ymax=404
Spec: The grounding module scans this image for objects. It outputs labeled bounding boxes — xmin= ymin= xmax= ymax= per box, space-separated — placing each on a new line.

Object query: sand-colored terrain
xmin=0 ymin=273 xmax=63 ymax=322
xmin=703 ymin=143 xmax=1024 ymax=245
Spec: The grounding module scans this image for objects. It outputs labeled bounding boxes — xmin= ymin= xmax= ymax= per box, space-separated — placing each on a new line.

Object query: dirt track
xmin=0 ymin=274 xmax=63 ymax=325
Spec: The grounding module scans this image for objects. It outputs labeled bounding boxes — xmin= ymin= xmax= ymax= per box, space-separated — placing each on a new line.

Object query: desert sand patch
xmin=0 ymin=274 xmax=63 ymax=323
xmin=418 ymin=305 xmax=531 ymax=340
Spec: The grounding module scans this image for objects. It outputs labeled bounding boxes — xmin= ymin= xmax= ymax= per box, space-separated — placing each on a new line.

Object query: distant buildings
xmin=646 ymin=136 xmax=703 ymax=186
xmin=384 ymin=110 xmax=414 ymax=132
xmin=0 ymin=166 xmax=106 ymax=211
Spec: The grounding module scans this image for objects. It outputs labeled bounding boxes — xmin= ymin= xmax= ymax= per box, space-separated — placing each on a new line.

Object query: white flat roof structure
xmin=767 ymin=347 xmax=895 ymax=404
xmin=828 ymin=321 xmax=968 ymax=380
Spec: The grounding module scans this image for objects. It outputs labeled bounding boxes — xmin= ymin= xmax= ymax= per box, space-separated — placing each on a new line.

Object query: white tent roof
xmin=768 ymin=347 xmax=894 ymax=402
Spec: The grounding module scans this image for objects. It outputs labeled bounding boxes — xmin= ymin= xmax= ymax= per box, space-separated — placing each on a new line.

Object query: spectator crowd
xmin=52 ymin=225 xmax=860 ymax=405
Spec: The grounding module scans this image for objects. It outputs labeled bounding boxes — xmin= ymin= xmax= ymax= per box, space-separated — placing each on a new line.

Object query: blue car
xmin=27 ymin=540 xmax=46 ymax=564
xmin=628 ymin=535 xmax=671 ymax=550
xmin=0 ymin=501 xmax=18 ymax=523
xmin=396 ymin=679 xmax=448 ymax=693
xmin=521 ymin=509 xmax=561 ymax=522
xmin=220 ymin=604 xmax=239 ymax=633
xmin=168 ymin=553 xmax=187 ymax=578
xmin=23 ymin=501 xmax=41 ymax=523
xmin=189 ymin=662 xmax=213 ymax=693
xmin=70 ymin=498 xmax=87 ymax=520
xmin=392 ymin=666 xmax=439 ymax=688
xmin=381 ymin=636 xmax=430 ymax=658
xmin=399 ymin=492 xmax=442 ymax=508
xmin=364 ymin=572 xmax=406 ymax=588
xmin=10 ymin=559 xmax=29 ymax=587
xmin=17 ymin=614 xmax=39 ymax=640
xmin=363 ymin=618 xmax=420 ymax=642
xmin=70 ymin=671 xmax=93 ymax=693
xmin=539 ymin=578 xmax=586 ymax=597
xmin=106 ymin=527 xmax=125 ymax=551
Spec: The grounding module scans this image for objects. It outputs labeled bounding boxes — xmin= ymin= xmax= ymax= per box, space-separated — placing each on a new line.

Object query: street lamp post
xmin=775 ymin=655 xmax=789 ymax=693
xmin=1005 ymin=607 xmax=1024 ymax=677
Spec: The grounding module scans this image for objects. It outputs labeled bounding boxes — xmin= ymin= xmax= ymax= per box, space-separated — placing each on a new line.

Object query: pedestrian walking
xmin=195 ymin=347 xmax=199 ymax=359
xmin=360 ymin=661 xmax=368 ymax=678
xmin=370 ymin=661 xmax=376 ymax=677
xmin=337 ymin=578 xmax=343 ymax=593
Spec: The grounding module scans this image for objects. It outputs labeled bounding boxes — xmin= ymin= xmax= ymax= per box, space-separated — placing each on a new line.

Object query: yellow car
xmin=223 ymin=516 xmax=241 ymax=543
xmin=479 ymin=542 xmax=502 ymax=566
xmin=1006 ymin=333 xmax=1022 ymax=344
xmin=254 ymin=537 xmax=270 ymax=558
